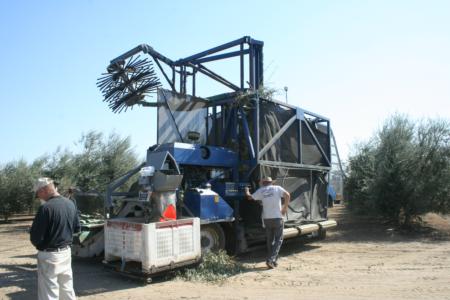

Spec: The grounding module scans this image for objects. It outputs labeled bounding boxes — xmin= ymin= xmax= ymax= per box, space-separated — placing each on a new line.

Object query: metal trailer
xmin=73 ymin=37 xmax=337 ymax=273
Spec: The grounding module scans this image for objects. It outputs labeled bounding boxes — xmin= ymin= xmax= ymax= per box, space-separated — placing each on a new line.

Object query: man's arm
xmin=30 ymin=206 xmax=48 ymax=249
xmin=244 ymin=186 xmax=254 ymax=200
xmin=73 ymin=209 xmax=81 ymax=234
xmin=280 ymin=191 xmax=291 ymax=216
xmin=245 ymin=186 xmax=262 ymax=201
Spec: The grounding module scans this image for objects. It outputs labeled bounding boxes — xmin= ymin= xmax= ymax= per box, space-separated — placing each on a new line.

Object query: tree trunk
xmin=403 ymin=212 xmax=412 ymax=227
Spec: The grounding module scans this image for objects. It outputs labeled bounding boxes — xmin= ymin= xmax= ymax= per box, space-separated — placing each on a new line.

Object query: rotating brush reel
xmin=97 ymin=55 xmax=161 ymax=113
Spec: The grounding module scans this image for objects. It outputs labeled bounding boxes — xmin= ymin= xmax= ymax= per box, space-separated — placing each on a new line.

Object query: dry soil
xmin=1 ymin=206 xmax=449 ymax=300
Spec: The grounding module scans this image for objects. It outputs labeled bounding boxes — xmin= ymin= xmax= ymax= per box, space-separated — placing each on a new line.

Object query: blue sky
xmin=0 ymin=0 xmax=449 ymax=163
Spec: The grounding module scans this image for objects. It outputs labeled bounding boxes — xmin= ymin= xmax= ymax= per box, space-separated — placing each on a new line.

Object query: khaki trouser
xmin=37 ymin=247 xmax=76 ymax=300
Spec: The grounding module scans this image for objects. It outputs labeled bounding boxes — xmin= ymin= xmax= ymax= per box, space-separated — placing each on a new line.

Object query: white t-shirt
xmin=251 ymin=185 xmax=288 ymax=219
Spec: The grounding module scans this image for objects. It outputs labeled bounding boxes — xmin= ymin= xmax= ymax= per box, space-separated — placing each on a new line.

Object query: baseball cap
xmin=33 ymin=177 xmax=53 ymax=195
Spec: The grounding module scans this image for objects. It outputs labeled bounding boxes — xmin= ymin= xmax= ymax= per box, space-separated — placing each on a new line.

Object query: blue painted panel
xmin=211 ymin=182 xmax=247 ymax=199
xmin=184 ymin=189 xmax=234 ymax=221
xmin=151 ymin=143 xmax=238 ymax=168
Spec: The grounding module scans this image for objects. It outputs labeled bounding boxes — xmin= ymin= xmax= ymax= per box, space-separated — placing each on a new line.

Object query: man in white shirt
xmin=245 ymin=177 xmax=290 ymax=269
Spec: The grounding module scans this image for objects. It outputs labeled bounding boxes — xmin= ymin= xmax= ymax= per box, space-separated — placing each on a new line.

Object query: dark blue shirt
xmin=30 ymin=195 xmax=81 ymax=251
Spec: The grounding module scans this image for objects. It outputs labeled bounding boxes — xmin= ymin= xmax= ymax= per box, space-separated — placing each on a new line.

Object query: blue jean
xmin=264 ymin=218 xmax=284 ymax=263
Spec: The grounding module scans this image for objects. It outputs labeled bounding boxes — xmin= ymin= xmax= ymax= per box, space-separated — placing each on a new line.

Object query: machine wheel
xmin=200 ymin=224 xmax=225 ymax=253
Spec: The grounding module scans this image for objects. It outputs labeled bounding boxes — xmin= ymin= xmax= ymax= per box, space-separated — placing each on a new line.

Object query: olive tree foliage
xmin=0 ymin=131 xmax=139 ymax=220
xmin=35 ymin=131 xmax=139 ymax=194
xmin=66 ymin=131 xmax=139 ymax=214
xmin=0 ymin=160 xmax=37 ymax=221
xmin=38 ymin=148 xmax=76 ymax=195
xmin=71 ymin=131 xmax=138 ymax=193
xmin=345 ymin=115 xmax=450 ymax=226
xmin=344 ymin=143 xmax=377 ymax=214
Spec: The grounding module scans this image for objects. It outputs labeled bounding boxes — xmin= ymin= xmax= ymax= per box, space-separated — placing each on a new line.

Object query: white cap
xmin=33 ymin=177 xmax=53 ymax=194
xmin=262 ymin=177 xmax=273 ymax=183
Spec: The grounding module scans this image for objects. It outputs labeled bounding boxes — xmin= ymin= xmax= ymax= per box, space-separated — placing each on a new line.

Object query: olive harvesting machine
xmin=73 ymin=36 xmax=337 ymax=278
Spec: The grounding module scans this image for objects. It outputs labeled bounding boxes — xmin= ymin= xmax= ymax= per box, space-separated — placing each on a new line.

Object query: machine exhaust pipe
xmin=318 ymin=220 xmax=337 ymax=229
xmin=282 ymin=220 xmax=337 ymax=239
xmin=283 ymin=227 xmax=300 ymax=239
xmin=298 ymin=223 xmax=320 ymax=235
xmin=283 ymin=223 xmax=321 ymax=239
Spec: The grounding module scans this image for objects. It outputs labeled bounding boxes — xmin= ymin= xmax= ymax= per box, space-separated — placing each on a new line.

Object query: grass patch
xmin=177 ymin=250 xmax=243 ymax=282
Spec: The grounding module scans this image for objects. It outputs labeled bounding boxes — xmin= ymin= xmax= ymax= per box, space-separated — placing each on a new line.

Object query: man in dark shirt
xmin=30 ymin=177 xmax=80 ymax=300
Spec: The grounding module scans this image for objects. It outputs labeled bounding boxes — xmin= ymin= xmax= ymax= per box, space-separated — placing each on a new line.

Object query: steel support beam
xmin=258 ymin=115 xmax=297 ymax=159
xmin=192 ymin=49 xmax=250 ymax=65
xmin=303 ymin=120 xmax=331 ymax=167
xmin=194 ymin=64 xmax=240 ymax=91
xmin=110 ymin=44 xmax=174 ymax=66
xmin=175 ymin=37 xmax=249 ymax=65
xmin=105 ymin=162 xmax=146 ymax=208
xmin=154 ymin=57 xmax=175 ymax=91
xmin=239 ymin=108 xmax=255 ymax=160
xmin=258 ymin=160 xmax=331 ymax=171
xmin=240 ymin=44 xmax=244 ymax=89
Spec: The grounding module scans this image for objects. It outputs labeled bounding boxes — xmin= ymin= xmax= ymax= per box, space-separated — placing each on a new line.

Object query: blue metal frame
xmin=106 ymin=36 xmax=332 ymax=182
xmin=108 ymin=36 xmax=264 ymax=98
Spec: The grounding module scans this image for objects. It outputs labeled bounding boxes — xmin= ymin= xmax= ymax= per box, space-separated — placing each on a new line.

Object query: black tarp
xmin=156 ymin=89 xmax=330 ymax=223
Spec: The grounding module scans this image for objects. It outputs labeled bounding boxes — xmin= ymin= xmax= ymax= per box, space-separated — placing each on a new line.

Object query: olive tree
xmin=72 ymin=131 xmax=138 ymax=192
xmin=0 ymin=160 xmax=35 ymax=221
xmin=0 ymin=131 xmax=139 ymax=219
xmin=345 ymin=115 xmax=450 ymax=226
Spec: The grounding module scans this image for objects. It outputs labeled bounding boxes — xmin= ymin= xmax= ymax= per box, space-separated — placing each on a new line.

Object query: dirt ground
xmin=1 ymin=205 xmax=450 ymax=300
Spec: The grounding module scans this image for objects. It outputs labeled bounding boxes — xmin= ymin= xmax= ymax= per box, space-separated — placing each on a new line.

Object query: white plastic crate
xmin=104 ymin=217 xmax=201 ymax=273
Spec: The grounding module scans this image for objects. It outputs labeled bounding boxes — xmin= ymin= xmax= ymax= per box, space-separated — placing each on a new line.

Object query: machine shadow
xmin=237 ymin=240 xmax=321 ymax=267
xmin=71 ymin=258 xmax=146 ymax=297
xmin=3 ymin=240 xmax=323 ymax=299
xmin=3 ymin=259 xmax=145 ymax=299
xmin=1 ymin=263 xmax=37 ymax=300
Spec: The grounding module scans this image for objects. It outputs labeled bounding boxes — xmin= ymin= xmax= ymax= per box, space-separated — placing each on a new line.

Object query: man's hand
xmin=244 ymin=186 xmax=253 ymax=201
xmin=281 ymin=191 xmax=290 ymax=216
